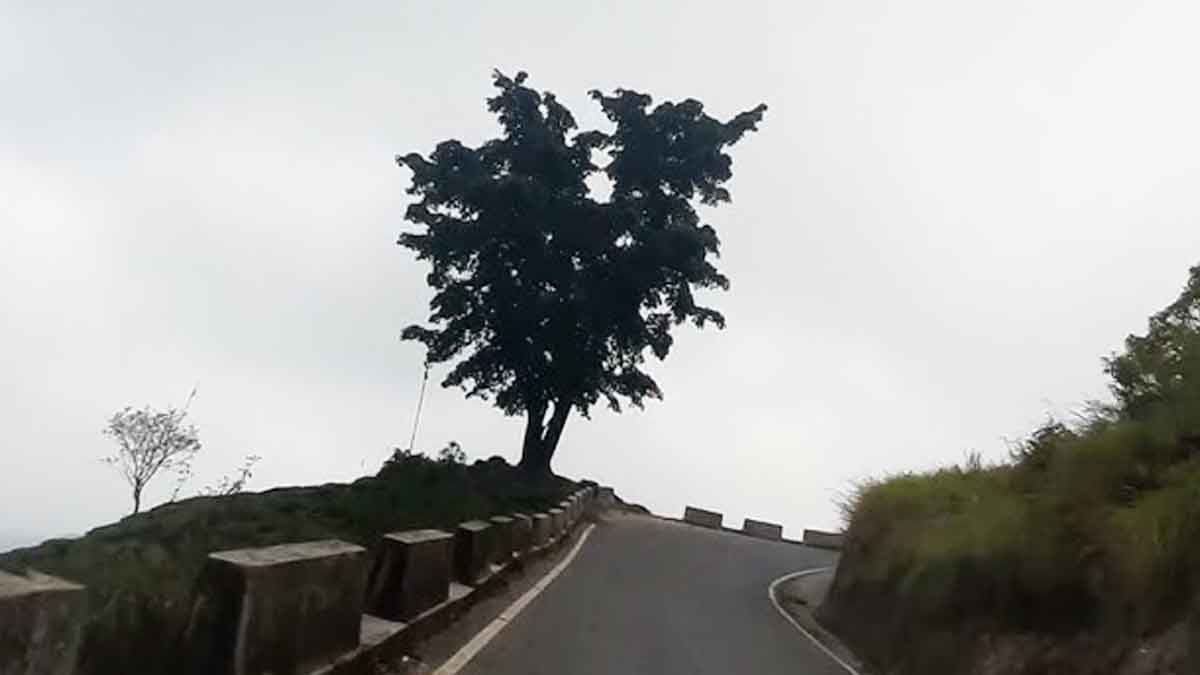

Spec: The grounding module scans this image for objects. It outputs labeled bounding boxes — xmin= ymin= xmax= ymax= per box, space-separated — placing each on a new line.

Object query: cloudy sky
xmin=5 ymin=0 xmax=1200 ymax=548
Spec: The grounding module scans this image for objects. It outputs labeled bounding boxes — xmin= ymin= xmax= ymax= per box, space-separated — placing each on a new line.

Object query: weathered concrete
xmin=510 ymin=513 xmax=533 ymax=554
xmin=488 ymin=516 xmax=515 ymax=563
xmin=548 ymin=508 xmax=566 ymax=538
xmin=531 ymin=513 xmax=553 ymax=548
xmin=317 ymin=582 xmax=475 ymax=675
xmin=454 ymin=521 xmax=494 ymax=585
xmin=597 ymin=486 xmax=616 ymax=508
xmin=186 ymin=539 xmax=368 ymax=675
xmin=365 ymin=529 xmax=453 ymax=621
xmin=802 ymin=529 xmax=845 ymax=550
xmin=683 ymin=506 xmax=724 ymax=529
xmin=0 ymin=570 xmax=86 ymax=675
xmin=560 ymin=500 xmax=574 ymax=527
xmin=743 ymin=518 xmax=784 ymax=541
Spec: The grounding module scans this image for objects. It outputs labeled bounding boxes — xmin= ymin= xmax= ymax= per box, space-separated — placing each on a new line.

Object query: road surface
xmin=457 ymin=512 xmax=846 ymax=675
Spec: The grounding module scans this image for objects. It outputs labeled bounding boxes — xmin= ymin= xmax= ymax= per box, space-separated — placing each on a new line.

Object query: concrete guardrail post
xmin=488 ymin=515 xmax=515 ymax=563
xmin=802 ymin=529 xmax=845 ymax=550
xmin=548 ymin=508 xmax=566 ymax=539
xmin=365 ymin=529 xmax=453 ymax=621
xmin=531 ymin=513 xmax=552 ymax=548
xmin=597 ymin=486 xmax=616 ymax=508
xmin=742 ymin=518 xmax=784 ymax=541
xmin=454 ymin=521 xmax=494 ymax=584
xmin=190 ymin=539 xmax=368 ymax=675
xmin=683 ymin=506 xmax=723 ymax=529
xmin=510 ymin=513 xmax=533 ymax=555
xmin=0 ymin=570 xmax=86 ymax=675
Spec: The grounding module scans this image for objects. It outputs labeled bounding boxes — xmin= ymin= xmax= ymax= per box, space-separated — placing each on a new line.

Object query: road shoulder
xmin=770 ymin=568 xmax=870 ymax=675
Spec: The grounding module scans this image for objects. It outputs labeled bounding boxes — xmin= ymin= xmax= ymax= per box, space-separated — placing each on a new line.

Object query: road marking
xmin=434 ymin=524 xmax=597 ymax=675
xmin=768 ymin=567 xmax=861 ymax=675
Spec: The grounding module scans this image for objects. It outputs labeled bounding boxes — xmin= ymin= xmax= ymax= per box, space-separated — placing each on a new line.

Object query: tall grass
xmin=841 ymin=413 xmax=1200 ymax=636
xmin=827 ymin=265 xmax=1200 ymax=672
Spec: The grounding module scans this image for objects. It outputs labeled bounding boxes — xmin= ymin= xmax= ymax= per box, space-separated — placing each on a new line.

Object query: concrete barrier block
xmin=743 ymin=518 xmax=784 ymax=541
xmin=597 ymin=486 xmax=616 ymax=507
xmin=531 ymin=513 xmax=553 ymax=547
xmin=365 ymin=529 xmax=452 ymax=621
xmin=192 ymin=539 xmax=368 ymax=675
xmin=548 ymin=508 xmax=566 ymax=537
xmin=454 ymin=521 xmax=494 ymax=584
xmin=510 ymin=513 xmax=533 ymax=554
xmin=488 ymin=516 xmax=515 ymax=562
xmin=0 ymin=570 xmax=86 ymax=675
xmin=683 ymin=506 xmax=723 ymax=529
xmin=803 ymin=529 xmax=845 ymax=550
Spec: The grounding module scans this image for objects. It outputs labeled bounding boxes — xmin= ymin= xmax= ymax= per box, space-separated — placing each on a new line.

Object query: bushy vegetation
xmin=827 ymin=264 xmax=1200 ymax=671
xmin=0 ymin=451 xmax=577 ymax=675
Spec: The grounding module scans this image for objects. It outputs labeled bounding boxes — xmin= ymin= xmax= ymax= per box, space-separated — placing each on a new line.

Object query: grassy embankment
xmin=0 ymin=451 xmax=577 ymax=675
xmin=822 ymin=265 xmax=1200 ymax=674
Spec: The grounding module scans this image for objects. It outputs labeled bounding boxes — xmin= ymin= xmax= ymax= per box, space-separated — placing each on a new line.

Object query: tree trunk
xmin=518 ymin=400 xmax=571 ymax=475
xmin=519 ymin=405 xmax=548 ymax=473
xmin=132 ymin=486 xmax=142 ymax=515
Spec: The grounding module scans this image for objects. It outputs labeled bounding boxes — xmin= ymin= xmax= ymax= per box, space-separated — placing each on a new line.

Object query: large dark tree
xmin=397 ymin=70 xmax=766 ymax=474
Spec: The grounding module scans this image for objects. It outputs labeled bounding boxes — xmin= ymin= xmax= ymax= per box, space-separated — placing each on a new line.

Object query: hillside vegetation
xmin=822 ymin=265 xmax=1200 ymax=674
xmin=0 ymin=451 xmax=577 ymax=675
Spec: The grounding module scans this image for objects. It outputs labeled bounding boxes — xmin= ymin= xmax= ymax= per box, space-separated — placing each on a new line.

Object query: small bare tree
xmin=102 ymin=390 xmax=201 ymax=514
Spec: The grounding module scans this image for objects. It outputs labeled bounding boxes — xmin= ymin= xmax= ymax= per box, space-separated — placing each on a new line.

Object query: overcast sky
xmin=5 ymin=0 xmax=1200 ymax=547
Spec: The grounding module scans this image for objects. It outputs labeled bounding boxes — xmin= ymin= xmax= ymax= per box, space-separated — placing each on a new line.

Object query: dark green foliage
xmin=1106 ymin=264 xmax=1200 ymax=440
xmin=397 ymin=70 xmax=766 ymax=472
xmin=0 ymin=454 xmax=575 ymax=675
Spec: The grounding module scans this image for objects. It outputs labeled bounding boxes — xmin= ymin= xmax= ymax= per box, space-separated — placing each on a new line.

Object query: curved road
xmin=457 ymin=512 xmax=846 ymax=675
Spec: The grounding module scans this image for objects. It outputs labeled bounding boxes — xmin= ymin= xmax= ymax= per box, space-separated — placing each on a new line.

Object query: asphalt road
xmin=458 ymin=512 xmax=846 ymax=675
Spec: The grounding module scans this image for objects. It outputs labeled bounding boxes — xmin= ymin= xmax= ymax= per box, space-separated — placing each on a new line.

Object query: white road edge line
xmin=434 ymin=524 xmax=598 ymax=675
xmin=768 ymin=567 xmax=861 ymax=675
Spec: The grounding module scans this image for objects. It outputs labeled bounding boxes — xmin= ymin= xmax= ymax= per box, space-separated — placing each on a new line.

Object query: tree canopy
xmin=397 ymin=70 xmax=766 ymax=472
xmin=1105 ymin=264 xmax=1200 ymax=438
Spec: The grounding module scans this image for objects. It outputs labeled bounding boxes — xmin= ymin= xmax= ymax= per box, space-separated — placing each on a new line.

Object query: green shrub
xmin=1103 ymin=463 xmax=1200 ymax=629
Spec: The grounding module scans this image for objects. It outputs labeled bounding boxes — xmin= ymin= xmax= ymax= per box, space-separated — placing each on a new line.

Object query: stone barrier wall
xmin=802 ymin=529 xmax=845 ymax=550
xmin=742 ymin=518 xmax=784 ymax=541
xmin=531 ymin=512 xmax=553 ymax=547
xmin=191 ymin=540 xmax=369 ymax=675
xmin=0 ymin=570 xmax=86 ymax=675
xmin=7 ymin=485 xmax=854 ymax=675
xmin=365 ymin=529 xmax=453 ymax=621
xmin=683 ymin=506 xmax=724 ymax=529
